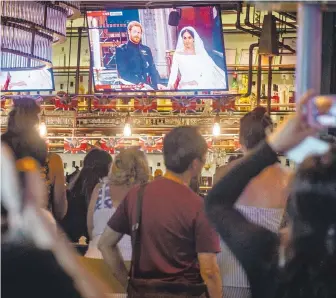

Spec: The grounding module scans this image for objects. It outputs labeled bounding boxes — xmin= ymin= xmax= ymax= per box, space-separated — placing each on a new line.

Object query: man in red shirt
xmin=98 ymin=126 xmax=222 ymax=298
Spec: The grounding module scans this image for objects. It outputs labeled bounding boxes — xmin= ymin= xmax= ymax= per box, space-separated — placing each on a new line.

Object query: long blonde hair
xmin=109 ymin=148 xmax=149 ymax=186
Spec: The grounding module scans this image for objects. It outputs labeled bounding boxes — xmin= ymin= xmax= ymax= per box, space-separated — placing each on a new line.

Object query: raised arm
xmin=205 ymin=141 xmax=280 ymax=285
xmin=206 ymin=90 xmax=320 ymax=293
xmin=206 ymin=142 xmax=278 ymax=208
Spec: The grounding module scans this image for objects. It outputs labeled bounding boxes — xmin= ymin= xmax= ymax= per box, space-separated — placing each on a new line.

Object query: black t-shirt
xmin=1 ymin=243 xmax=82 ymax=298
xmin=61 ymin=189 xmax=88 ymax=243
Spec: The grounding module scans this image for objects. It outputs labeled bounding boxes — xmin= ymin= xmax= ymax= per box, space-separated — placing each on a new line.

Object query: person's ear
xmin=191 ymin=158 xmax=203 ymax=176
xmin=188 ymin=159 xmax=197 ymax=174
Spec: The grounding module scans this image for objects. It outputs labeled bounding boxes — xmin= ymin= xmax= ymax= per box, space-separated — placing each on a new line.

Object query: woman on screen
xmin=167 ymin=26 xmax=227 ymax=90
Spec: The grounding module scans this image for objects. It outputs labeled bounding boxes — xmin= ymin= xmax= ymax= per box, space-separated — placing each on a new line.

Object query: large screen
xmin=0 ymin=68 xmax=55 ymax=92
xmin=87 ymin=6 xmax=228 ymax=92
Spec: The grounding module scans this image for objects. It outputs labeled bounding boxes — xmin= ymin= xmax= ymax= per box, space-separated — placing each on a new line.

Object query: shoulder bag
xmin=127 ymin=184 xmax=209 ymax=298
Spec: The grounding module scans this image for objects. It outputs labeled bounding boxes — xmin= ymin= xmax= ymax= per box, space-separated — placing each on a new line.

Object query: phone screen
xmin=308 ymin=95 xmax=336 ymax=127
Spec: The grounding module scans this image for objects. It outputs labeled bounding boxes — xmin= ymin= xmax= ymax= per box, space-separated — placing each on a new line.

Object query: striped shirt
xmin=218 ymin=205 xmax=283 ymax=297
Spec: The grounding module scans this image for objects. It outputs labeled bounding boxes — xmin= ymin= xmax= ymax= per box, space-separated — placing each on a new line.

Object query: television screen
xmin=0 ymin=68 xmax=55 ymax=92
xmin=87 ymin=6 xmax=228 ymax=92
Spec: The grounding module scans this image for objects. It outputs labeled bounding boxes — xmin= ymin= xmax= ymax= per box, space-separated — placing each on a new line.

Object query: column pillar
xmin=321 ymin=12 xmax=336 ymax=94
xmin=295 ymin=4 xmax=322 ymax=102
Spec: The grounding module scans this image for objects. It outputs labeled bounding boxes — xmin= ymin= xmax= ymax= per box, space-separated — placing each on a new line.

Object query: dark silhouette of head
xmin=69 ymin=149 xmax=112 ymax=205
xmin=239 ymin=107 xmax=273 ymax=151
xmin=163 ymin=126 xmax=208 ymax=176
xmin=281 ymin=147 xmax=336 ymax=297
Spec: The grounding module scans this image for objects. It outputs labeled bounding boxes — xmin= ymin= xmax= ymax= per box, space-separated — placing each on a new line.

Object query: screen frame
xmin=0 ymin=68 xmax=55 ymax=93
xmin=86 ymin=4 xmax=229 ymax=94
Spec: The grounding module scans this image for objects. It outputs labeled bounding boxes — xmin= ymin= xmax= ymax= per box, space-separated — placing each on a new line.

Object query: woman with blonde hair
xmin=86 ymin=148 xmax=149 ymax=259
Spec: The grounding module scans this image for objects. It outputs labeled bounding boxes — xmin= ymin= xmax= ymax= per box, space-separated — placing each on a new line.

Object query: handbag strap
xmin=130 ymin=183 xmax=147 ymax=279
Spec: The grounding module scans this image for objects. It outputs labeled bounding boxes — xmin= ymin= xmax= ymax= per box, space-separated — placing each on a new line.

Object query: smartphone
xmin=307 ymin=95 xmax=336 ymax=127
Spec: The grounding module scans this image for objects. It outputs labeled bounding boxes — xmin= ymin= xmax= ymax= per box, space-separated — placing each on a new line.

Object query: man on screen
xmin=115 ymin=21 xmax=165 ymax=90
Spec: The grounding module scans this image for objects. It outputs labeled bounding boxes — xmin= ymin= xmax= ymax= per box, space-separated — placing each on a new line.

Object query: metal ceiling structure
xmin=78 ymin=0 xmax=336 ymax=13
xmin=79 ymin=1 xmax=244 ymax=11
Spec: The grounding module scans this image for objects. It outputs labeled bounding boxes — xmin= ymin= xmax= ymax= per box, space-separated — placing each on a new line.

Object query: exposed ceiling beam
xmin=79 ymin=1 xmax=240 ymax=12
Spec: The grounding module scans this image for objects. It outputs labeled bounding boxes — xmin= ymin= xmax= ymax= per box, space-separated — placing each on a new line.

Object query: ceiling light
xmin=123 ymin=113 xmax=132 ymax=137
xmin=212 ymin=113 xmax=221 ymax=137
xmin=123 ymin=123 xmax=132 ymax=137
xmin=39 ymin=122 xmax=47 ymax=137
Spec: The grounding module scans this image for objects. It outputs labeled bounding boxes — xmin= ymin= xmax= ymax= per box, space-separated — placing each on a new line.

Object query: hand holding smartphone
xmin=285 ymin=94 xmax=336 ymax=164
xmin=307 ymin=95 xmax=336 ymax=128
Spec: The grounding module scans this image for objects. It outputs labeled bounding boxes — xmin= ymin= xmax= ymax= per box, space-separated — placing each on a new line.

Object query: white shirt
xmin=85 ymin=178 xmax=132 ymax=260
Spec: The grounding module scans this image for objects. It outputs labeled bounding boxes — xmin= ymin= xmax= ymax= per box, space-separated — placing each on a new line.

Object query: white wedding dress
xmin=168 ymin=52 xmax=226 ymax=90
xmin=167 ymin=26 xmax=227 ymax=91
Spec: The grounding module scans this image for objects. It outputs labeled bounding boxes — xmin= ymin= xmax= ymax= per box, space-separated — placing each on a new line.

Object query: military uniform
xmin=115 ymin=41 xmax=161 ymax=89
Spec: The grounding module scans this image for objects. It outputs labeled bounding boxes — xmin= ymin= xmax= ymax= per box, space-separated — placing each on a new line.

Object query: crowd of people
xmin=1 ymin=92 xmax=336 ymax=298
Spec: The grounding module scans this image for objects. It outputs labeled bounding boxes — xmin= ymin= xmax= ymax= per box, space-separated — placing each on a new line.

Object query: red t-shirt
xmin=108 ymin=177 xmax=220 ymax=283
